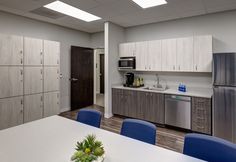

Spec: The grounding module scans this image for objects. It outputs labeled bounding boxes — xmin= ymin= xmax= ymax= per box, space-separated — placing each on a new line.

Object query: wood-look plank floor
xmin=60 ymin=105 xmax=187 ymax=153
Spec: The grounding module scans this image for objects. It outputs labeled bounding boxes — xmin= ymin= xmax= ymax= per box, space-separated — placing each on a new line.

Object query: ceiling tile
xmin=0 ymin=0 xmax=236 ymax=33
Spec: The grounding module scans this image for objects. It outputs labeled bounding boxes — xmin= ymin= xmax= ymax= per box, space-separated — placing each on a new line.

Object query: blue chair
xmin=183 ymin=133 xmax=236 ymax=162
xmin=76 ymin=109 xmax=102 ymax=128
xmin=120 ymin=119 xmax=156 ymax=145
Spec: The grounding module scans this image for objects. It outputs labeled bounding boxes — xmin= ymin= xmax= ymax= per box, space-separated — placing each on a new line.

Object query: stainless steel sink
xmin=142 ymin=86 xmax=166 ymax=91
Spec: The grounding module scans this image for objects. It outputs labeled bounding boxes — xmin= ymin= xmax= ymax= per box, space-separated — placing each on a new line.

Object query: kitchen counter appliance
xmin=123 ymin=72 xmax=134 ymax=87
xmin=165 ymin=95 xmax=191 ymax=129
xmin=213 ymin=53 xmax=236 ymax=143
xmin=118 ymin=57 xmax=135 ymax=70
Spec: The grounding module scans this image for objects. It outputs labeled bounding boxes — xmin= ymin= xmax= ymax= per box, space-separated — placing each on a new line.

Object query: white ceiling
xmin=0 ymin=0 xmax=236 ymax=33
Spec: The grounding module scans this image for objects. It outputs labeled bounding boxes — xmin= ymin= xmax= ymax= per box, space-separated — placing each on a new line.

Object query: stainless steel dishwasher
xmin=165 ymin=95 xmax=191 ymax=129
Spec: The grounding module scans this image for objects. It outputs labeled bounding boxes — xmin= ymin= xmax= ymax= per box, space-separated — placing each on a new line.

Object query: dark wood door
xmin=71 ymin=46 xmax=94 ymax=110
xmin=99 ymin=54 xmax=104 ymax=94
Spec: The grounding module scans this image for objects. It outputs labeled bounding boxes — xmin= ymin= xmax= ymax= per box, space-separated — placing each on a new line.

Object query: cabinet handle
xmin=21 ymin=99 xmax=23 ymax=105
xmin=41 ymin=69 xmax=43 ymax=74
xmin=20 ymin=58 xmax=23 ymax=64
xmin=41 ymin=59 xmax=43 ymax=64
xmin=40 ymin=51 xmax=43 ymax=55
xmin=20 ymin=69 xmax=23 ymax=75
xmin=57 ymin=60 xmax=59 ymax=64
xmin=195 ymin=65 xmax=198 ymax=71
xmin=20 ymin=109 xmax=23 ymax=113
xmin=197 ymin=116 xmax=205 ymax=120
xmin=41 ymin=96 xmax=43 ymax=101
xmin=197 ymin=126 xmax=205 ymax=129
xmin=20 ymin=50 xmax=23 ymax=54
xmin=173 ymin=66 xmax=175 ymax=70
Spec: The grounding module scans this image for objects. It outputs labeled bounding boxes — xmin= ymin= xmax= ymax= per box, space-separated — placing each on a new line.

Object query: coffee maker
xmin=124 ymin=72 xmax=134 ymax=87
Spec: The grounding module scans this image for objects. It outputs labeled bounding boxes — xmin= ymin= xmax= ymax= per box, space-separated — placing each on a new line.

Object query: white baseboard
xmin=104 ymin=113 xmax=113 ymax=118
xmin=60 ymin=107 xmax=70 ymax=113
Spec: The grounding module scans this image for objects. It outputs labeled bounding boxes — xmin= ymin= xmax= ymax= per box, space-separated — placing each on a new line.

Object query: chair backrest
xmin=77 ymin=109 xmax=102 ymax=128
xmin=183 ymin=133 xmax=236 ymax=162
xmin=120 ymin=119 xmax=156 ymax=145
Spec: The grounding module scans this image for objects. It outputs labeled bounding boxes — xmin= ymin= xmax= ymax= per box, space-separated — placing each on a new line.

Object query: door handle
xmin=70 ymin=78 xmax=78 ymax=81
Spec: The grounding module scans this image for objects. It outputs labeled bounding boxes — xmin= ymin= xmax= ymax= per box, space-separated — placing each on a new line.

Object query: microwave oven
xmin=118 ymin=57 xmax=136 ymax=69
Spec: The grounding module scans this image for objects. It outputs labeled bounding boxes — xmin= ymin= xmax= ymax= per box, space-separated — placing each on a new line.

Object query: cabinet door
xmin=0 ymin=34 xmax=23 ymax=65
xmin=148 ymin=40 xmax=162 ymax=71
xmin=43 ymin=91 xmax=60 ymax=117
xmin=162 ymin=39 xmax=177 ymax=71
xmin=112 ymin=89 xmax=122 ymax=115
xmin=148 ymin=93 xmax=165 ymax=124
xmin=127 ymin=90 xmax=138 ymax=118
xmin=43 ymin=40 xmax=60 ymax=66
xmin=135 ymin=41 xmax=148 ymax=71
xmin=24 ymin=94 xmax=43 ymax=123
xmin=24 ymin=37 xmax=43 ymax=65
xmin=0 ymin=67 xmax=23 ymax=98
xmin=194 ymin=35 xmax=213 ymax=72
xmin=137 ymin=91 xmax=149 ymax=120
xmin=44 ymin=67 xmax=59 ymax=92
xmin=24 ymin=67 xmax=43 ymax=95
xmin=192 ymin=97 xmax=211 ymax=134
xmin=119 ymin=43 xmax=135 ymax=57
xmin=176 ymin=37 xmax=194 ymax=72
xmin=0 ymin=96 xmax=23 ymax=130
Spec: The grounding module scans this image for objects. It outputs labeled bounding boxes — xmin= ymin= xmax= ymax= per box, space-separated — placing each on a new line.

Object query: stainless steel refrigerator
xmin=213 ymin=53 xmax=236 ymax=143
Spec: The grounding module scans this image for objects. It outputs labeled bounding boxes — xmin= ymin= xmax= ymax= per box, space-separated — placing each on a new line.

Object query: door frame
xmin=93 ymin=48 xmax=104 ymax=105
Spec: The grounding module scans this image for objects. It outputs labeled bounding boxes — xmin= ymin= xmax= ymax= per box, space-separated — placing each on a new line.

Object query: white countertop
xmin=0 ymin=116 xmax=205 ymax=162
xmin=112 ymin=85 xmax=213 ymax=98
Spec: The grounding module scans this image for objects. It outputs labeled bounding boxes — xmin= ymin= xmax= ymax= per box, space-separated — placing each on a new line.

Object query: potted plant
xmin=71 ymin=134 xmax=105 ymax=162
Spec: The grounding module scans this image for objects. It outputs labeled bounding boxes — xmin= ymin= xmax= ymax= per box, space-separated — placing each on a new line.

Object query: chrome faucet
xmin=156 ymin=74 xmax=161 ymax=88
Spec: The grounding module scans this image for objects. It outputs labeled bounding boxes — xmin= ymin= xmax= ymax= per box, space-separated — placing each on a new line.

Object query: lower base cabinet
xmin=112 ymin=88 xmax=164 ymax=124
xmin=191 ymin=97 xmax=212 ymax=134
xmin=0 ymin=96 xmax=23 ymax=130
xmin=24 ymin=94 xmax=43 ymax=123
xmin=43 ymin=91 xmax=60 ymax=117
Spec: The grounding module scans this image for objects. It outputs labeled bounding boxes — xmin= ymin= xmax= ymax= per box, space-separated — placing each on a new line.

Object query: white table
xmin=0 ymin=116 xmax=204 ymax=162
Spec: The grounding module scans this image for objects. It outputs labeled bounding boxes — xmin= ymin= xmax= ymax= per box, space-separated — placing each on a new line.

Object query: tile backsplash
xmin=121 ymin=71 xmax=212 ymax=89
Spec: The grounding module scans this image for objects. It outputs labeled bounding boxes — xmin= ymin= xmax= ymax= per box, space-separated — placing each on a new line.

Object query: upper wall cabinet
xmin=193 ymin=35 xmax=213 ymax=72
xmin=44 ymin=40 xmax=60 ymax=66
xmin=148 ymin=40 xmax=162 ymax=71
xmin=119 ymin=42 xmax=136 ymax=57
xmin=0 ymin=34 xmax=23 ymax=65
xmin=176 ymin=37 xmax=194 ymax=72
xmin=135 ymin=41 xmax=148 ymax=70
xmin=119 ymin=35 xmax=212 ymax=73
xmin=162 ymin=38 xmax=177 ymax=71
xmin=24 ymin=37 xmax=43 ymax=66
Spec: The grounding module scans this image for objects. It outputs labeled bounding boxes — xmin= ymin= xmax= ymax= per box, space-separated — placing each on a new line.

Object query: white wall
xmin=123 ymin=10 xmax=236 ymax=88
xmin=125 ymin=10 xmax=236 ymax=53
xmin=105 ymin=22 xmax=125 ymax=118
xmin=0 ymin=11 xmax=91 ymax=112
xmin=90 ymin=32 xmax=104 ymax=48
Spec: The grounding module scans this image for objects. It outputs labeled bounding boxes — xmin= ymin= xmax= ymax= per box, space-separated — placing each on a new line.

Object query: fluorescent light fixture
xmin=44 ymin=1 xmax=101 ymax=22
xmin=132 ymin=0 xmax=167 ymax=9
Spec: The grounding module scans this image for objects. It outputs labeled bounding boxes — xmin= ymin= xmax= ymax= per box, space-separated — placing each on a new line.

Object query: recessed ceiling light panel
xmin=132 ymin=0 xmax=167 ymax=9
xmin=44 ymin=1 xmax=101 ymax=22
